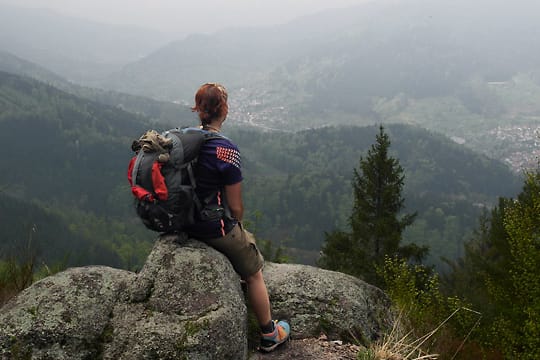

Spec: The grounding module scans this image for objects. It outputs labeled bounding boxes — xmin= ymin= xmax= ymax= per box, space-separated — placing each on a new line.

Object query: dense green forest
xmin=0 ymin=71 xmax=155 ymax=269
xmin=313 ymin=126 xmax=540 ymax=358
xmin=230 ymin=125 xmax=520 ymax=266
xmin=348 ymin=170 xmax=540 ymax=359
xmin=1 ymin=2 xmax=538 ymax=357
xmin=0 ymin=71 xmax=522 ymax=271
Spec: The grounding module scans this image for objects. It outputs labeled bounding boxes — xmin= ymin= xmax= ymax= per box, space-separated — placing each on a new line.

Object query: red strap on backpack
xmin=127 ymin=156 xmax=168 ymax=202
xmin=151 ymin=161 xmax=168 ymax=201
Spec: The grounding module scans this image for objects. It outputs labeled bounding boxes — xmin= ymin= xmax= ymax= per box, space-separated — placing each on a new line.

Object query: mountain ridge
xmin=0 ymin=4 xmax=174 ymax=84
xmin=0 ymin=60 xmax=523 ymax=269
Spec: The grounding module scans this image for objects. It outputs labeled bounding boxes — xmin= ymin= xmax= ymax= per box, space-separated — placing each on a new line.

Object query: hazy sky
xmin=0 ymin=0 xmax=374 ymax=34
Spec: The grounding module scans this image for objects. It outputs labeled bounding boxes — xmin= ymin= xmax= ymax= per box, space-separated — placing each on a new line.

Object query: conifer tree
xmin=319 ymin=126 xmax=426 ymax=285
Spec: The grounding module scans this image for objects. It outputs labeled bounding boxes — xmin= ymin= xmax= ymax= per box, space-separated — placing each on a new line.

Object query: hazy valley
xmin=0 ymin=0 xmax=537 ymax=266
xmin=2 ymin=1 xmax=540 ymax=357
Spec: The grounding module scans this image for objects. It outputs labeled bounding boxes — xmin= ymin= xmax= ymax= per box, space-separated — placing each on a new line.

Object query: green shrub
xmin=376 ymin=256 xmax=484 ymax=359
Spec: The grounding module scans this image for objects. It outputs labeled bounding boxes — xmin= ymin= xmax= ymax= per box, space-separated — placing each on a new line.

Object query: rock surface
xmin=0 ymin=266 xmax=135 ymax=360
xmin=264 ymin=263 xmax=392 ymax=343
xmin=0 ymin=234 xmax=247 ymax=360
xmin=0 ymin=234 xmax=392 ymax=359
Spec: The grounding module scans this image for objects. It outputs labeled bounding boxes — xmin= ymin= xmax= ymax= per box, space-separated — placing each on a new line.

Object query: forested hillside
xmin=0 ymin=71 xmax=157 ymax=269
xmin=0 ymin=2 xmax=537 ymax=357
xmin=0 ymin=51 xmax=193 ymax=127
xmin=0 ymin=72 xmax=522 ymax=269
xmin=3 ymin=2 xmax=540 ymax=173
xmin=230 ymin=125 xmax=521 ymax=266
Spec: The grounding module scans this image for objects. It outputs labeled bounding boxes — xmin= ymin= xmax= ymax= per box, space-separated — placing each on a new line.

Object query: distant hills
xmin=0 ymin=71 xmax=522 ymax=268
xmin=0 ymin=50 xmax=65 ymax=86
xmin=0 ymin=1 xmax=534 ymax=267
xmin=0 ymin=51 xmax=193 ymax=127
xmin=101 ymin=0 xmax=540 ymax=102
xmin=96 ymin=0 xmax=540 ymax=171
xmin=0 ymin=4 xmax=173 ymax=84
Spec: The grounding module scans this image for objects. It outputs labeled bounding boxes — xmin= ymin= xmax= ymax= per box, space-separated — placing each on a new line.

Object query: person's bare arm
xmin=225 ymin=182 xmax=244 ymax=221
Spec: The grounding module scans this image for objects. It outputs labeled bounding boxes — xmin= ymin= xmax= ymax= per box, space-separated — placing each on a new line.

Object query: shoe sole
xmin=259 ymin=337 xmax=290 ymax=353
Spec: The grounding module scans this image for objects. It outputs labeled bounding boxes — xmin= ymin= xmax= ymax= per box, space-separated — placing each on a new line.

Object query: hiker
xmin=185 ymin=82 xmax=291 ymax=352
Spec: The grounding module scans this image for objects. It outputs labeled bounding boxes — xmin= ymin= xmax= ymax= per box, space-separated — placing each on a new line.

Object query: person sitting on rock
xmin=185 ymin=82 xmax=291 ymax=352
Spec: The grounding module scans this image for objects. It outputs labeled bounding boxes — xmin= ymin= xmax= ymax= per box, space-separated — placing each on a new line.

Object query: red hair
xmin=191 ymin=83 xmax=229 ymax=125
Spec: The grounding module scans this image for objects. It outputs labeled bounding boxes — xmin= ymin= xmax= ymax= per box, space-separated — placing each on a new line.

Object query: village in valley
xmin=488 ymin=124 xmax=540 ymax=173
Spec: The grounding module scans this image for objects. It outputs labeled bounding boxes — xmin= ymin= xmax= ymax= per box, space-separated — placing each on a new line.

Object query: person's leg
xmin=203 ymin=224 xmax=290 ymax=351
xmin=244 ymin=269 xmax=272 ymax=326
xmin=244 ymin=269 xmax=290 ymax=352
xmin=204 ymin=224 xmax=264 ymax=278
xmin=204 ymin=226 xmax=272 ymax=325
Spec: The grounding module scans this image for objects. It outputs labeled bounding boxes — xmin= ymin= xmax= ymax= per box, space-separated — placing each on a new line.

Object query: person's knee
xmin=244 ymin=269 xmax=263 ymax=284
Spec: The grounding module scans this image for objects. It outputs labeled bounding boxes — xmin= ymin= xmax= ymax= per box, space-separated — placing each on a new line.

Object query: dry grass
xmin=359 ymin=307 xmax=482 ymax=360
xmin=366 ymin=314 xmax=438 ymax=360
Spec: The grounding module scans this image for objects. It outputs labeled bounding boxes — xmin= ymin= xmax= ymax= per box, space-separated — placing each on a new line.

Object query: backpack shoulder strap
xmin=130 ymin=150 xmax=160 ymax=191
xmin=204 ymin=132 xmax=228 ymax=142
xmin=164 ymin=128 xmax=205 ymax=168
xmin=180 ymin=126 xmax=229 ymax=142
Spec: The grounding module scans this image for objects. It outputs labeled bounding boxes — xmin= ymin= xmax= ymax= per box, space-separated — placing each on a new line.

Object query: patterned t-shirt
xmin=184 ymin=130 xmax=242 ymax=239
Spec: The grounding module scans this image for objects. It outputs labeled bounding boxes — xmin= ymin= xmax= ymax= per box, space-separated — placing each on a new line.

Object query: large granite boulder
xmin=0 ymin=234 xmax=392 ymax=359
xmin=0 ymin=266 xmax=134 ymax=359
xmin=264 ymin=263 xmax=392 ymax=344
xmin=0 ymin=234 xmax=247 ymax=360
